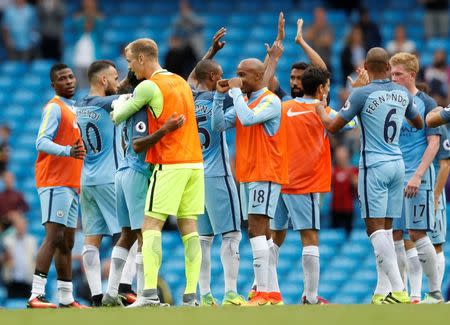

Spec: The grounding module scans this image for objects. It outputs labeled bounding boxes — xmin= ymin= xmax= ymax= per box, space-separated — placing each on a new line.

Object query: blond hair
xmin=389 ymin=52 xmax=419 ymax=73
xmin=126 ymin=38 xmax=158 ymax=60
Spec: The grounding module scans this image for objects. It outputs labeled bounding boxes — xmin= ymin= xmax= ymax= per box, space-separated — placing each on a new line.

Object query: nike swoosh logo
xmin=286 ymin=108 xmax=313 ymax=117
xmin=432 ymin=234 xmax=440 ymax=238
xmin=252 ymin=204 xmax=262 ymax=208
xmin=412 ymin=220 xmax=421 ymax=224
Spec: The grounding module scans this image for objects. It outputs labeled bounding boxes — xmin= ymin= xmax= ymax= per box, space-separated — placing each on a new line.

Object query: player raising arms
xmin=389 ymin=53 xmax=443 ymax=304
xmin=29 ymin=64 xmax=87 ymax=308
xmin=213 ymin=43 xmax=288 ymax=306
xmin=315 ymin=48 xmax=423 ymax=304
xmin=112 ymin=38 xmax=203 ymax=307
xmin=188 ymin=28 xmax=246 ymax=306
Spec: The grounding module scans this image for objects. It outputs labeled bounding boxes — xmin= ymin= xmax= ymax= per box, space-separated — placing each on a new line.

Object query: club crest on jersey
xmin=135 ymin=121 xmax=146 ymax=133
xmin=342 ymin=100 xmax=350 ymax=111
xmin=56 ymin=210 xmax=64 ymax=218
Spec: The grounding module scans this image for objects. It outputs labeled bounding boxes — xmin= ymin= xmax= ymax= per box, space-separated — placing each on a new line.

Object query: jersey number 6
xmin=383 ymin=109 xmax=397 ymax=144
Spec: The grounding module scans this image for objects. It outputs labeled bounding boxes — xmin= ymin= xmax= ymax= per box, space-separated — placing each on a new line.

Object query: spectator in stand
xmin=73 ymin=0 xmax=104 ymax=88
xmin=37 ymin=0 xmax=65 ymax=60
xmin=356 ymin=8 xmax=381 ymax=50
xmin=340 ymin=26 xmax=366 ymax=86
xmin=2 ymin=0 xmax=38 ymax=61
xmin=0 ymin=172 xmax=29 ymax=232
xmin=425 ymin=49 xmax=450 ymax=106
xmin=0 ymin=125 xmax=10 ymax=177
xmin=2 ymin=214 xmax=37 ymax=298
xmin=305 ymin=7 xmax=334 ymax=69
xmin=164 ymin=33 xmax=197 ymax=79
xmin=330 ymin=145 xmax=358 ymax=236
xmin=422 ymin=0 xmax=448 ymax=39
xmin=172 ymin=0 xmax=204 ymax=60
xmin=386 ymin=25 xmax=416 ymax=56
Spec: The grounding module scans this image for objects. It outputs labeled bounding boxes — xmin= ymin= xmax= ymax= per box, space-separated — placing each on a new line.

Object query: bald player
xmin=213 ymin=47 xmax=288 ymax=306
xmin=315 ymin=48 xmax=423 ymax=304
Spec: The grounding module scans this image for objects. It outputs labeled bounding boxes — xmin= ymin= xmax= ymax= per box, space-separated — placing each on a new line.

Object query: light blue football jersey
xmin=433 ymin=125 xmax=450 ymax=175
xmin=193 ymin=89 xmax=234 ymax=177
xmin=399 ymin=91 xmax=441 ymax=180
xmin=118 ymin=108 xmax=152 ymax=177
xmin=76 ymin=95 xmax=120 ymax=186
xmin=339 ymin=79 xmax=419 ymax=168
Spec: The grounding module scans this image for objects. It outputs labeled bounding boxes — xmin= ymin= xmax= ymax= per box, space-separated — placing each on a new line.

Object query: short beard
xmin=291 ymin=88 xmax=303 ymax=98
xmin=105 ymin=88 xmax=117 ymax=96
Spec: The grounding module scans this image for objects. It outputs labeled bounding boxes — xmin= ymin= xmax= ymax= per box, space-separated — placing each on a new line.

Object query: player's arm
xmin=294 ymin=18 xmax=327 ymax=69
xmin=132 ymin=112 xmax=186 ymax=153
xmin=228 ymin=79 xmax=281 ymax=126
xmin=405 ymin=134 xmax=440 ymax=198
xmin=404 ymin=93 xmax=424 ymax=129
xmin=426 ymin=106 xmax=449 ymax=128
xmin=328 ymin=109 xmax=358 ymax=131
xmin=112 ymin=80 xmax=162 ymax=125
xmin=188 ymin=27 xmax=226 ymax=87
xmin=36 ymin=104 xmax=85 ymax=159
xmin=211 ymin=81 xmax=237 ymax=131
xmin=263 ymin=40 xmax=284 ymax=86
xmin=434 ymin=158 xmax=450 ymax=212
xmin=263 ymin=12 xmax=284 ymax=69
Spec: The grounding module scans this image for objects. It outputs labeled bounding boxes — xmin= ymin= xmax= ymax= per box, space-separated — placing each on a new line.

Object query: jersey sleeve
xmin=437 ymin=125 xmax=450 ymax=160
xmin=422 ymin=94 xmax=441 ymax=136
xmin=439 ymin=106 xmax=450 ymax=123
xmin=212 ymin=92 xmax=236 ymax=131
xmin=230 ymin=88 xmax=281 ymax=126
xmin=405 ymin=92 xmax=420 ymax=120
xmin=36 ymin=103 xmax=71 ymax=156
xmin=112 ymin=80 xmax=160 ymax=124
xmin=329 ymin=108 xmax=358 ymax=130
xmin=338 ymin=88 xmax=366 ymax=122
xmin=131 ymin=109 xmax=149 ymax=140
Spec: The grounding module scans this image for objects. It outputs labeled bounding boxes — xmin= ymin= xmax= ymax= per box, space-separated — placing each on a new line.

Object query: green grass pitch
xmin=1 ymin=305 xmax=450 ymax=325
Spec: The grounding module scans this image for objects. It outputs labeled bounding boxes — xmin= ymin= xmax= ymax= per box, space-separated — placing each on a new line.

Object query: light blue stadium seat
xmin=0 ymin=62 xmax=28 ymax=74
xmin=203 ymin=14 xmax=229 ymax=28
xmin=5 ymin=298 xmax=27 ymax=309
xmin=30 ymin=60 xmax=55 ymax=74
xmin=0 ymin=76 xmax=13 ymax=92
xmin=319 ymin=228 xmax=345 ymax=244
xmin=257 ymin=12 xmax=278 ymax=26
xmin=229 ymin=14 xmax=254 ymax=27
xmin=427 ymin=38 xmax=450 ymax=52
xmin=207 ymin=1 xmax=236 ymax=13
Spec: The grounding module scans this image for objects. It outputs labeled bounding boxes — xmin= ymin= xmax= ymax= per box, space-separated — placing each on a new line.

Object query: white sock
xmin=136 ymin=252 xmax=144 ymax=297
xmin=302 ymin=245 xmax=320 ymax=304
xmin=415 ymin=236 xmax=440 ymax=292
xmin=57 ymin=280 xmax=74 ymax=305
xmin=82 ymin=245 xmax=102 ymax=296
xmin=370 ymin=229 xmax=404 ymax=292
xmin=120 ymin=241 xmax=137 ymax=286
xmin=268 ymin=239 xmax=280 ymax=293
xmin=221 ymin=231 xmax=241 ymax=294
xmin=199 ymin=236 xmax=213 ymax=295
xmin=385 ymin=229 xmax=395 ymax=248
xmin=394 ymin=240 xmax=407 ymax=286
xmin=436 ymin=251 xmax=445 ymax=291
xmin=30 ymin=274 xmax=47 ymax=300
xmin=374 ymin=254 xmax=391 ymax=296
xmin=406 ymin=248 xmax=422 ymax=299
xmin=106 ymin=246 xmax=129 ymax=297
xmin=250 ymin=236 xmax=269 ymax=292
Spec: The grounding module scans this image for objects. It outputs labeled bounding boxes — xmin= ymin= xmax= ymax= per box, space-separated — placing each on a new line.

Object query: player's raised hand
xmin=211 ymin=27 xmax=226 ymax=53
xmin=404 ymin=175 xmax=421 ymax=198
xmin=216 ymin=79 xmax=230 ymax=93
xmin=276 ymin=12 xmax=285 ymax=41
xmin=265 ymin=40 xmax=284 ymax=61
xmin=228 ymin=77 xmax=243 ymax=89
xmin=347 ymin=67 xmax=369 ymax=88
xmin=294 ymin=18 xmax=304 ymax=44
xmin=164 ymin=113 xmax=186 ymax=133
xmin=70 ymin=139 xmax=86 ymax=160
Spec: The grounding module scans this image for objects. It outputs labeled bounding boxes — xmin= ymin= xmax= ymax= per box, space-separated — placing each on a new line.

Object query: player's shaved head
xmin=126 ymin=38 xmax=158 ymax=60
xmin=365 ymin=47 xmax=389 ymax=73
xmin=238 ymin=58 xmax=265 ymax=75
xmin=237 ymin=58 xmax=265 ymax=93
xmin=194 ymin=59 xmax=221 ymax=82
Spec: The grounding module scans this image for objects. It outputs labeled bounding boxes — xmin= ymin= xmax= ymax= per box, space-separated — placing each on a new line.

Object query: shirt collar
xmin=151 ymin=69 xmax=168 ymax=78
xmin=294 ymin=97 xmax=320 ymax=104
xmin=54 ymin=95 xmax=76 ymax=106
xmin=371 ymin=78 xmax=391 ymax=84
xmin=248 ymin=87 xmax=268 ymax=101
